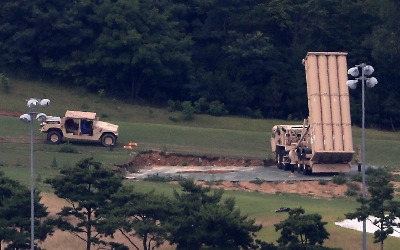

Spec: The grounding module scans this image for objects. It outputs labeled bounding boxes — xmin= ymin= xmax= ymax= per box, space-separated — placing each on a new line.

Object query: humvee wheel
xmin=47 ymin=130 xmax=62 ymax=144
xmin=298 ymin=164 xmax=304 ymax=174
xmin=101 ymin=134 xmax=116 ymax=147
xmin=302 ymin=165 xmax=312 ymax=175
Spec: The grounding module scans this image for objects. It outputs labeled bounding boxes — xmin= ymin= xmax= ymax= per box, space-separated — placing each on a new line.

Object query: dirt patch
xmin=0 ymin=110 xmax=23 ymax=117
xmin=119 ymin=150 xmax=272 ymax=169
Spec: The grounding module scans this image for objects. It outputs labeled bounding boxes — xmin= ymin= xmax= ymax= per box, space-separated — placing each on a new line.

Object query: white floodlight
xmin=27 ymin=99 xmax=39 ymax=108
xmin=366 ymin=77 xmax=378 ymax=88
xmin=348 ymin=67 xmax=359 ymax=77
xmin=39 ymin=99 xmax=50 ymax=106
xmin=363 ymin=65 xmax=374 ymax=76
xmin=20 ymin=114 xmax=31 ymax=123
xmin=36 ymin=113 xmax=47 ymax=123
xmin=346 ymin=80 xmax=358 ymax=89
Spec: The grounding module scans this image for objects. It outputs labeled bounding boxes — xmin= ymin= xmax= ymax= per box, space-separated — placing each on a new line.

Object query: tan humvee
xmin=40 ymin=110 xmax=119 ymax=147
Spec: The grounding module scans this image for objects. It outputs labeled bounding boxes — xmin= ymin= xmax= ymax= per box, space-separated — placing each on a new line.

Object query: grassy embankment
xmin=1 ymin=78 xmax=400 ymax=249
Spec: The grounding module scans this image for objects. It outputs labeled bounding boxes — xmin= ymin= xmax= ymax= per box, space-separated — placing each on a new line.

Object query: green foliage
xmin=0 ymin=171 xmax=53 ymax=249
xmin=345 ymin=167 xmax=400 ymax=249
xmin=345 ymin=182 xmax=360 ymax=197
xmin=51 ymin=157 xmax=58 ymax=168
xmin=181 ymin=101 xmax=195 ymax=121
xmin=250 ymin=177 xmax=265 ymax=185
xmin=318 ymin=179 xmax=327 ymax=185
xmin=58 ymin=142 xmax=78 ymax=153
xmin=194 ymin=97 xmax=209 ymax=114
xmin=167 ymin=99 xmax=181 ymax=112
xmin=168 ymin=179 xmax=262 ymax=249
xmin=0 ymin=0 xmax=399 ymax=128
xmin=350 ymin=173 xmax=362 ymax=182
xmin=274 ymin=207 xmax=330 ymax=247
xmin=45 ymin=158 xmax=123 ymax=250
xmin=332 ymin=174 xmax=347 ymax=185
xmin=143 ymin=174 xmax=177 ymax=182
xmin=207 ymin=100 xmax=229 ymax=116
xmin=0 ymin=73 xmax=9 ymax=93
xmin=99 ymin=187 xmax=174 ymax=250
xmin=245 ymin=107 xmax=264 ymax=119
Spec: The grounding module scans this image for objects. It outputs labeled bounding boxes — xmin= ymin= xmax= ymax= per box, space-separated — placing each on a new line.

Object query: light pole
xmin=19 ymin=98 xmax=50 ymax=250
xmin=346 ymin=64 xmax=378 ymax=250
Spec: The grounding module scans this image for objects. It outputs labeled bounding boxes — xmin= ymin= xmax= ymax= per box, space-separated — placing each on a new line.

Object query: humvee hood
xmin=96 ymin=121 xmax=119 ymax=133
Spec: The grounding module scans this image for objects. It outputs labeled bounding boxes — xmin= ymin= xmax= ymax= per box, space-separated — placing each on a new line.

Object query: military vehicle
xmin=270 ymin=52 xmax=354 ymax=174
xmin=40 ymin=110 xmax=119 ymax=147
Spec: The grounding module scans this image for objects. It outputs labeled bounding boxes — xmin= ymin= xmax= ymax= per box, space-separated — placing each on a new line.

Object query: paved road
xmin=126 ymin=164 xmax=363 ymax=182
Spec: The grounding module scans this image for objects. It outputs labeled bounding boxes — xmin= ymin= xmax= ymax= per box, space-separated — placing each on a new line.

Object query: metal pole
xmin=30 ymin=110 xmax=35 ymax=250
xmin=361 ymin=64 xmax=367 ymax=250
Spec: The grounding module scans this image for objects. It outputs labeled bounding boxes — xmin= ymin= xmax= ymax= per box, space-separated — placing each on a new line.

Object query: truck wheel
xmin=302 ymin=165 xmax=312 ymax=175
xmin=283 ymin=163 xmax=291 ymax=171
xmin=101 ymin=134 xmax=116 ymax=147
xmin=298 ymin=164 xmax=304 ymax=174
xmin=47 ymin=130 xmax=62 ymax=144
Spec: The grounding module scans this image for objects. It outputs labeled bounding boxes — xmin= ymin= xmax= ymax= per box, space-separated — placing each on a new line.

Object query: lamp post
xmin=346 ymin=64 xmax=378 ymax=250
xmin=19 ymin=98 xmax=50 ymax=250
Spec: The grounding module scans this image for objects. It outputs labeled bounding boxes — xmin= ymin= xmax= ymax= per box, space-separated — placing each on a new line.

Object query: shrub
xmin=168 ymin=116 xmax=179 ymax=122
xmin=181 ymin=101 xmax=195 ymax=120
xmin=345 ymin=182 xmax=360 ymax=196
xmin=350 ymin=173 xmax=362 ymax=182
xmin=245 ymin=107 xmax=263 ymax=119
xmin=250 ymin=178 xmax=264 ymax=185
xmin=0 ymin=73 xmax=10 ymax=93
xmin=207 ymin=100 xmax=228 ymax=116
xmin=318 ymin=179 xmax=327 ymax=185
xmin=51 ymin=157 xmax=58 ymax=168
xmin=167 ymin=99 xmax=181 ymax=112
xmin=59 ymin=142 xmax=78 ymax=153
xmin=194 ymin=97 xmax=209 ymax=113
xmin=332 ymin=174 xmax=347 ymax=185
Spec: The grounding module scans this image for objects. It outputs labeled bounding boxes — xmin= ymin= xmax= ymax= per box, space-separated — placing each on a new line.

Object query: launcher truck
xmin=270 ymin=52 xmax=354 ymax=174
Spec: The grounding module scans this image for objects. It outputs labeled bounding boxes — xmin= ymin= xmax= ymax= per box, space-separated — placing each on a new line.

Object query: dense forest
xmin=1 ymin=0 xmax=399 ymax=129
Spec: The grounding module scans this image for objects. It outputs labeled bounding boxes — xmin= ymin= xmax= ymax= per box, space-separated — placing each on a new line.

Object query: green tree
xmin=274 ymin=207 xmax=330 ymax=247
xmin=45 ymin=158 xmax=123 ymax=250
xmin=87 ymin=0 xmax=192 ymax=102
xmin=0 ymin=171 xmax=53 ymax=249
xmin=98 ymin=187 xmax=175 ymax=250
xmin=168 ymin=179 xmax=262 ymax=250
xmin=345 ymin=168 xmax=400 ymax=250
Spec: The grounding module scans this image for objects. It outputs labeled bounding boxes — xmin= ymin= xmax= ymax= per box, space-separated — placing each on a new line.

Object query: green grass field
xmin=1 ymin=78 xmax=400 ymax=249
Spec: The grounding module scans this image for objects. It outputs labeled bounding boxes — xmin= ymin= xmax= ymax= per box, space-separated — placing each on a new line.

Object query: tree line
xmin=0 ymin=157 xmax=334 ymax=250
xmin=1 ymin=158 xmax=400 ymax=249
xmin=1 ymin=0 xmax=400 ymax=129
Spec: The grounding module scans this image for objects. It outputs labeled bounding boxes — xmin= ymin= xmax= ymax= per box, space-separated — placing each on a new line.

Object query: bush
xmin=207 ymin=100 xmax=228 ymax=116
xmin=350 ymin=173 xmax=362 ymax=182
xmin=332 ymin=174 xmax=347 ymax=185
xmin=167 ymin=99 xmax=181 ymax=112
xmin=345 ymin=182 xmax=360 ymax=196
xmin=318 ymin=179 xmax=327 ymax=185
xmin=51 ymin=157 xmax=58 ymax=168
xmin=250 ymin=178 xmax=264 ymax=185
xmin=194 ymin=97 xmax=209 ymax=113
xmin=245 ymin=107 xmax=263 ymax=119
xmin=59 ymin=142 xmax=78 ymax=153
xmin=168 ymin=116 xmax=179 ymax=122
xmin=0 ymin=73 xmax=10 ymax=93
xmin=181 ymin=101 xmax=195 ymax=120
